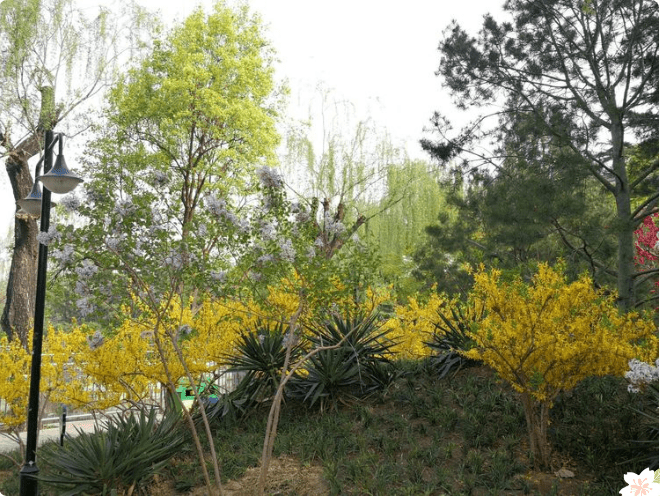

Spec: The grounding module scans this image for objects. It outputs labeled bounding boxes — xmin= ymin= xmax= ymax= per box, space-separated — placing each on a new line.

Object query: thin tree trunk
xmin=520 ymin=392 xmax=551 ymax=470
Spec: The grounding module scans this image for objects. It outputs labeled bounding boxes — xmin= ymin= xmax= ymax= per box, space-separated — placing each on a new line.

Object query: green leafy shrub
xmin=289 ymin=312 xmax=396 ymax=411
xmin=38 ymin=407 xmax=184 ymax=495
xmin=426 ymin=302 xmax=481 ymax=378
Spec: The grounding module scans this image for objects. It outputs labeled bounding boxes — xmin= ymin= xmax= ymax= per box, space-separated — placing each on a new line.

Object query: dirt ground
xmin=149 ymin=453 xmax=591 ymax=496
xmin=151 ymin=455 xmax=328 ymax=496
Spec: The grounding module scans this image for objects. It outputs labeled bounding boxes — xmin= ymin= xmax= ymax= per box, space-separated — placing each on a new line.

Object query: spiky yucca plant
xmin=38 ymin=407 xmax=184 ymax=495
xmin=426 ymin=302 xmax=482 ymax=378
xmin=202 ymin=321 xmax=302 ymax=423
xmin=289 ymin=312 xmax=396 ymax=411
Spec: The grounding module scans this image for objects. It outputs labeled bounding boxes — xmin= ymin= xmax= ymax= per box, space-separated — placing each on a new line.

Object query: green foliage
xmin=414 ymin=157 xmax=617 ymax=296
xmin=426 ymin=302 xmax=481 ymax=378
xmin=210 ymin=321 xmax=303 ymax=421
xmin=39 ymin=407 xmax=185 ymax=495
xmin=0 ymin=0 xmax=152 ymax=343
xmin=281 ymin=88 xmax=443 ymax=296
xmin=626 ymin=386 xmax=659 ymax=471
xmin=289 ymin=313 xmax=396 ymax=411
xmin=281 ymin=91 xmax=396 ymax=204
xmin=550 ymin=376 xmax=659 ymax=485
xmin=52 ymin=1 xmax=284 ymax=325
xmin=423 ymin=0 xmax=658 ymax=309
xmin=0 ymin=0 xmax=151 ymax=140
xmin=363 ymin=159 xmax=448 ymax=298
xmin=0 ymin=360 xmax=639 ymax=494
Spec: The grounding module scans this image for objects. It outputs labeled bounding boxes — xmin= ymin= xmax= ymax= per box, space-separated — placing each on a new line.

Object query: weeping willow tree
xmin=0 ymin=0 xmax=151 ymax=345
xmin=363 ymin=159 xmax=447 ymax=297
xmin=280 ymin=87 xmax=447 ymax=293
xmin=280 ymin=89 xmax=403 ymax=217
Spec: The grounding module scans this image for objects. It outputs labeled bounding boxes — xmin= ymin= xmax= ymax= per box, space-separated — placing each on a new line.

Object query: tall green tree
xmin=50 ymin=4 xmax=284 ymax=492
xmin=422 ymin=0 xmax=658 ymax=310
xmin=363 ymin=159 xmax=447 ymax=298
xmin=414 ymin=153 xmax=617 ymax=297
xmin=0 ymin=0 xmax=150 ymax=345
xmin=280 ymin=87 xmax=429 ymax=278
xmin=55 ymin=1 xmax=282 ymax=323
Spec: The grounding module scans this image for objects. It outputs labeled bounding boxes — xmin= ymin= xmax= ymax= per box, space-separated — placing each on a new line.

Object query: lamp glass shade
xmin=16 ymin=183 xmax=43 ymax=216
xmin=38 ymin=155 xmax=83 ymax=194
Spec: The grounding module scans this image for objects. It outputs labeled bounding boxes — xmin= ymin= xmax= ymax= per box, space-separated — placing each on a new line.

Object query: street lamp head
xmin=17 ymin=182 xmax=43 ymax=217
xmin=38 ymin=153 xmax=83 ymax=194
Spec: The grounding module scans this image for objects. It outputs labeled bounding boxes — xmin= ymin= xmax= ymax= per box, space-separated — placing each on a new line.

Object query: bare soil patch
xmin=150 ymin=455 xmax=328 ymax=496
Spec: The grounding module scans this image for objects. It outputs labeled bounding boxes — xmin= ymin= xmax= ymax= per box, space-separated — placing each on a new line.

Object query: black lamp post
xmin=18 ymin=130 xmax=83 ymax=496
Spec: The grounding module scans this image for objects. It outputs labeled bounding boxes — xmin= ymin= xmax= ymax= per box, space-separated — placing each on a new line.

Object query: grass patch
xmin=0 ymin=364 xmax=653 ymax=495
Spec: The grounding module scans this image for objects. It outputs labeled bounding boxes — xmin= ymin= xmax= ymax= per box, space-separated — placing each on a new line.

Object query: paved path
xmin=0 ymin=416 xmax=107 ymax=454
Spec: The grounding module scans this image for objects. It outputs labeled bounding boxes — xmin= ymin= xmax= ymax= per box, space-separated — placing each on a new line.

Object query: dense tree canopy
xmin=422 ymin=0 xmax=658 ymax=309
xmin=51 ymin=2 xmax=283 ymax=323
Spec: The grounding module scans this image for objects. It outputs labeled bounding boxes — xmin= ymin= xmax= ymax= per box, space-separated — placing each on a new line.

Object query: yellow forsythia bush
xmin=463 ymin=263 xmax=658 ymax=468
xmin=383 ymin=289 xmax=454 ymax=360
xmin=0 ymin=336 xmax=31 ymax=427
xmin=0 ymin=281 xmax=452 ymax=427
xmin=464 ymin=263 xmax=658 ymax=400
xmin=0 ymin=325 xmax=91 ymax=427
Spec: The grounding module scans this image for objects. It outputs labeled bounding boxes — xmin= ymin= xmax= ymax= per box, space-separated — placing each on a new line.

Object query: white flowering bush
xmin=626 ymin=358 xmax=660 ymax=393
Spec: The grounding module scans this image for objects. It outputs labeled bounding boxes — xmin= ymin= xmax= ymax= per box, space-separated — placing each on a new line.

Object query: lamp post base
xmin=19 ymin=462 xmax=39 ymax=495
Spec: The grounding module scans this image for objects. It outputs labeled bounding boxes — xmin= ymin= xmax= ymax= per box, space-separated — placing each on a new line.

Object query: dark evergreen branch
xmin=635 ymin=296 xmax=659 ymax=308
xmin=629 ymin=159 xmax=659 ymax=190
xmin=631 ymin=193 xmax=659 ymax=225
xmin=551 ymin=220 xmax=617 ymax=278
xmin=632 ymin=268 xmax=659 ymax=283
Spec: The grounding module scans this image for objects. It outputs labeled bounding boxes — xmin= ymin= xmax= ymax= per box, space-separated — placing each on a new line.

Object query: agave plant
xmin=203 ymin=321 xmax=302 ymax=423
xmin=38 ymin=407 xmax=184 ymax=495
xmin=288 ymin=312 xmax=396 ymax=411
xmin=426 ymin=301 xmax=482 ymax=379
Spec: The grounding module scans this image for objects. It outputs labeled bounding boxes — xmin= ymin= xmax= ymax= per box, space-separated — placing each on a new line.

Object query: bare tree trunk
xmin=2 ymin=155 xmax=39 ymax=348
xmin=611 ymin=122 xmax=635 ymax=312
xmin=1 ymin=86 xmax=54 ymax=346
xmin=520 ymin=392 xmax=551 ymax=470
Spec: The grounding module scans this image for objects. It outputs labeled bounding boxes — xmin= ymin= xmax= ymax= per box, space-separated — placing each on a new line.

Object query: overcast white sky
xmin=155 ymin=0 xmax=500 ymax=158
xmin=1 ymin=0 xmax=502 ymax=247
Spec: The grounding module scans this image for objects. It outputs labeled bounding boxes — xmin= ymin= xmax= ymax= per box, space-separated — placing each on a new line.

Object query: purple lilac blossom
xmin=257 ymin=254 xmax=275 ymax=265
xmin=86 ymin=330 xmax=104 ymax=349
xmin=205 ymin=195 xmax=227 ymax=217
xmin=257 ymin=166 xmax=284 ymax=189
xmin=60 ymin=194 xmax=81 ymax=212
xmin=75 ymin=259 xmax=98 ymax=279
xmin=164 ymin=251 xmax=183 ymax=270
xmin=77 ymin=297 xmax=96 ymax=318
xmin=52 ymin=244 xmax=75 ymax=265
xmin=37 ymin=225 xmax=60 ymax=246
xmin=259 ymin=221 xmax=276 ymax=241
xmin=105 ymin=235 xmax=123 ymax=251
xmin=279 ymin=238 xmax=295 ymax=263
